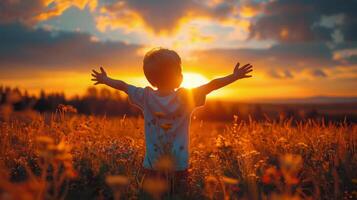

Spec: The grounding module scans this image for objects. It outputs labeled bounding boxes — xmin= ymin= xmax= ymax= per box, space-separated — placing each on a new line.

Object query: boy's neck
xmin=156 ymin=88 xmax=175 ymax=96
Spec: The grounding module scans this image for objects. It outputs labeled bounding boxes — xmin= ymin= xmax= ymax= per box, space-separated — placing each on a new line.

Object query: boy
xmin=91 ymin=48 xmax=252 ymax=195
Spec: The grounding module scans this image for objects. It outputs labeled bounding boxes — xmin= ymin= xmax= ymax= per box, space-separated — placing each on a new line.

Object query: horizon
xmin=3 ymin=84 xmax=357 ymax=105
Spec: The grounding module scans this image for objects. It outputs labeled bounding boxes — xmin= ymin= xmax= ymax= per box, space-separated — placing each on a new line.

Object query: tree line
xmin=1 ymin=86 xmax=355 ymax=122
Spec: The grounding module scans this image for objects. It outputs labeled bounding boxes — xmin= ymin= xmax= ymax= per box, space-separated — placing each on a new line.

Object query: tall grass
xmin=0 ymin=106 xmax=356 ymax=199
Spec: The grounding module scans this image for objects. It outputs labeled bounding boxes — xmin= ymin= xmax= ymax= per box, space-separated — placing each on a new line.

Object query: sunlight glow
xmin=181 ymin=72 xmax=210 ymax=88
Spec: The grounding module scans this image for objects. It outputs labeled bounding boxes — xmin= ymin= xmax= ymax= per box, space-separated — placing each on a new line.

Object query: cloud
xmin=0 ymin=22 xmax=344 ymax=82
xmin=95 ymin=0 xmax=241 ymax=34
xmin=249 ymin=0 xmax=357 ymax=43
xmin=189 ymin=42 xmax=338 ymax=70
xmin=268 ymin=69 xmax=294 ymax=79
xmin=311 ymin=69 xmax=328 ymax=78
xmin=333 ymin=48 xmax=357 ymax=64
xmin=0 ymin=23 xmax=141 ymax=74
xmin=1 ymin=23 xmax=354 ymax=83
xmin=0 ymin=0 xmax=97 ymax=25
xmin=185 ymin=41 xmax=356 ymax=81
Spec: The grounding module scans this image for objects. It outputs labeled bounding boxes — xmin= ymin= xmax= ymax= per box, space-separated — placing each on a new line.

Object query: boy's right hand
xmin=91 ymin=67 xmax=108 ymax=85
xmin=233 ymin=62 xmax=253 ymax=80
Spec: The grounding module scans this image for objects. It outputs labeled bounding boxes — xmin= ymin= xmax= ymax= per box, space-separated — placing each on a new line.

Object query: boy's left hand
xmin=233 ymin=62 xmax=253 ymax=79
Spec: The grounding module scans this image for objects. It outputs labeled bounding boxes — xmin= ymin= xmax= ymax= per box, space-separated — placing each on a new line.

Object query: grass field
xmin=0 ymin=106 xmax=356 ymax=200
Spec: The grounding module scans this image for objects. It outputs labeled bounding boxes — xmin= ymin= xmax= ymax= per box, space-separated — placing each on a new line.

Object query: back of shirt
xmin=127 ymin=85 xmax=206 ymax=170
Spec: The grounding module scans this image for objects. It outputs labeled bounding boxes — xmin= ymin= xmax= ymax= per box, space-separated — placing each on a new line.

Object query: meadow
xmin=0 ymin=105 xmax=356 ymax=200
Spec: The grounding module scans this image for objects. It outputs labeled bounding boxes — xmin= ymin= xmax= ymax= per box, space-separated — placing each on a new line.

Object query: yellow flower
xmin=36 ymin=136 xmax=54 ymax=145
xmin=221 ymin=176 xmax=239 ymax=185
xmin=280 ymin=154 xmax=302 ymax=173
xmin=106 ymin=175 xmax=130 ymax=187
xmin=297 ymin=142 xmax=308 ymax=149
xmin=205 ymin=175 xmax=218 ymax=183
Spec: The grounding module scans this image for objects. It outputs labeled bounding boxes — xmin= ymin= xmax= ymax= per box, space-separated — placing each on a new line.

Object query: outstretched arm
xmin=91 ymin=67 xmax=129 ymax=93
xmin=195 ymin=62 xmax=253 ymax=95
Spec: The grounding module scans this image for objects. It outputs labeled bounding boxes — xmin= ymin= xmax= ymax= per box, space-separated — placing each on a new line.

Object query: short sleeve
xmin=127 ymin=85 xmax=145 ymax=109
xmin=177 ymin=88 xmax=206 ymax=109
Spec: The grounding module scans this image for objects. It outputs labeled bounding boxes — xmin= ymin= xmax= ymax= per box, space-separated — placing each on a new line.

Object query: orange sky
xmin=0 ymin=0 xmax=357 ymax=101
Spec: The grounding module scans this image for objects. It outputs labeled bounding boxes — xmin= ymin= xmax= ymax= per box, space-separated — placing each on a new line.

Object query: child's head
xmin=143 ymin=48 xmax=183 ymax=90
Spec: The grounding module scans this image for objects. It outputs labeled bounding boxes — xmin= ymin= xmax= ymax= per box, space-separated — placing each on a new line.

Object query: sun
xmin=181 ymin=72 xmax=209 ymax=88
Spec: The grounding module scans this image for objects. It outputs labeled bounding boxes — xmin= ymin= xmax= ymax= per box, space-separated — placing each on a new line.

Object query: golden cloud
xmin=96 ymin=6 xmax=147 ymax=33
xmin=94 ymin=0 xmax=252 ymax=55
xmin=37 ymin=0 xmax=97 ymax=21
xmin=94 ymin=0 xmax=244 ymax=36
xmin=239 ymin=5 xmax=260 ymax=18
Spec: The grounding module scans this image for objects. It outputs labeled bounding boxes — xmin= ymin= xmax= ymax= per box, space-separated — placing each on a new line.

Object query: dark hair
xmin=143 ymin=48 xmax=183 ymax=89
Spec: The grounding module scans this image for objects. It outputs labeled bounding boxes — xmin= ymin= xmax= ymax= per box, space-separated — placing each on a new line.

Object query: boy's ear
xmin=175 ymin=74 xmax=183 ymax=88
xmin=179 ymin=74 xmax=183 ymax=84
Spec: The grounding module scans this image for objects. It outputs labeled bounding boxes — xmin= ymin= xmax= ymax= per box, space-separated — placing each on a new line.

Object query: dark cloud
xmin=346 ymin=55 xmax=357 ymax=64
xmin=333 ymin=42 xmax=357 ymax=50
xmin=249 ymin=0 xmax=357 ymax=43
xmin=1 ymin=23 xmax=350 ymax=81
xmin=268 ymin=69 xmax=294 ymax=79
xmin=311 ymin=69 xmax=328 ymax=77
xmin=0 ymin=0 xmax=44 ymax=24
xmin=0 ymin=0 xmax=97 ymax=25
xmin=190 ymin=42 xmax=338 ymax=71
xmin=0 ymin=23 xmax=141 ymax=72
xmin=125 ymin=0 xmax=193 ymax=31
xmin=186 ymin=41 xmax=353 ymax=79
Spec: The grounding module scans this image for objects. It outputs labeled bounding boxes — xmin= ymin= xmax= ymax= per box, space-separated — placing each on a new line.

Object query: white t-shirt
xmin=127 ymin=85 xmax=206 ymax=170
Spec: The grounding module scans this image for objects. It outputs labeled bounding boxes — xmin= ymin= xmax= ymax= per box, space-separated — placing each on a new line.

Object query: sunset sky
xmin=1 ymin=0 xmax=357 ymax=101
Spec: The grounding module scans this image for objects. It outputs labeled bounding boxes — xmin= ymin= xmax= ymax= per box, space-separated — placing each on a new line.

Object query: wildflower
xmin=205 ymin=176 xmax=218 ymax=185
xmin=36 ymin=136 xmax=54 ymax=145
xmin=284 ymin=175 xmax=300 ymax=185
xmin=280 ymin=154 xmax=302 ymax=185
xmin=215 ymin=134 xmax=231 ymax=148
xmin=233 ymin=115 xmax=238 ymax=121
xmin=36 ymin=136 xmax=55 ymax=158
xmin=160 ymin=123 xmax=172 ymax=132
xmin=261 ymin=167 xmax=281 ymax=185
xmin=220 ymin=176 xmax=240 ymax=200
xmin=55 ymin=140 xmax=71 ymax=154
xmin=277 ymin=137 xmax=287 ymax=143
xmin=248 ymin=150 xmax=260 ymax=157
xmin=280 ymin=154 xmax=302 ymax=174
xmin=296 ymin=142 xmax=308 ymax=149
xmin=154 ymin=112 xmax=165 ymax=118
xmin=142 ymin=177 xmax=168 ymax=199
xmin=106 ymin=175 xmax=130 ymax=187
xmin=106 ymin=175 xmax=129 ymax=200
xmin=55 ymin=153 xmax=73 ymax=162
xmin=221 ymin=175 xmax=239 ymax=185
xmin=154 ymin=155 xmax=175 ymax=172
xmin=204 ymin=176 xmax=219 ymax=199
xmin=63 ymin=161 xmax=77 ymax=178
xmin=247 ymin=173 xmax=257 ymax=179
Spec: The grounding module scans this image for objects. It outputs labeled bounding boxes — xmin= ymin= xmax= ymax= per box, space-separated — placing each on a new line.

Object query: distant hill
xmin=253 ymin=96 xmax=357 ymax=104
